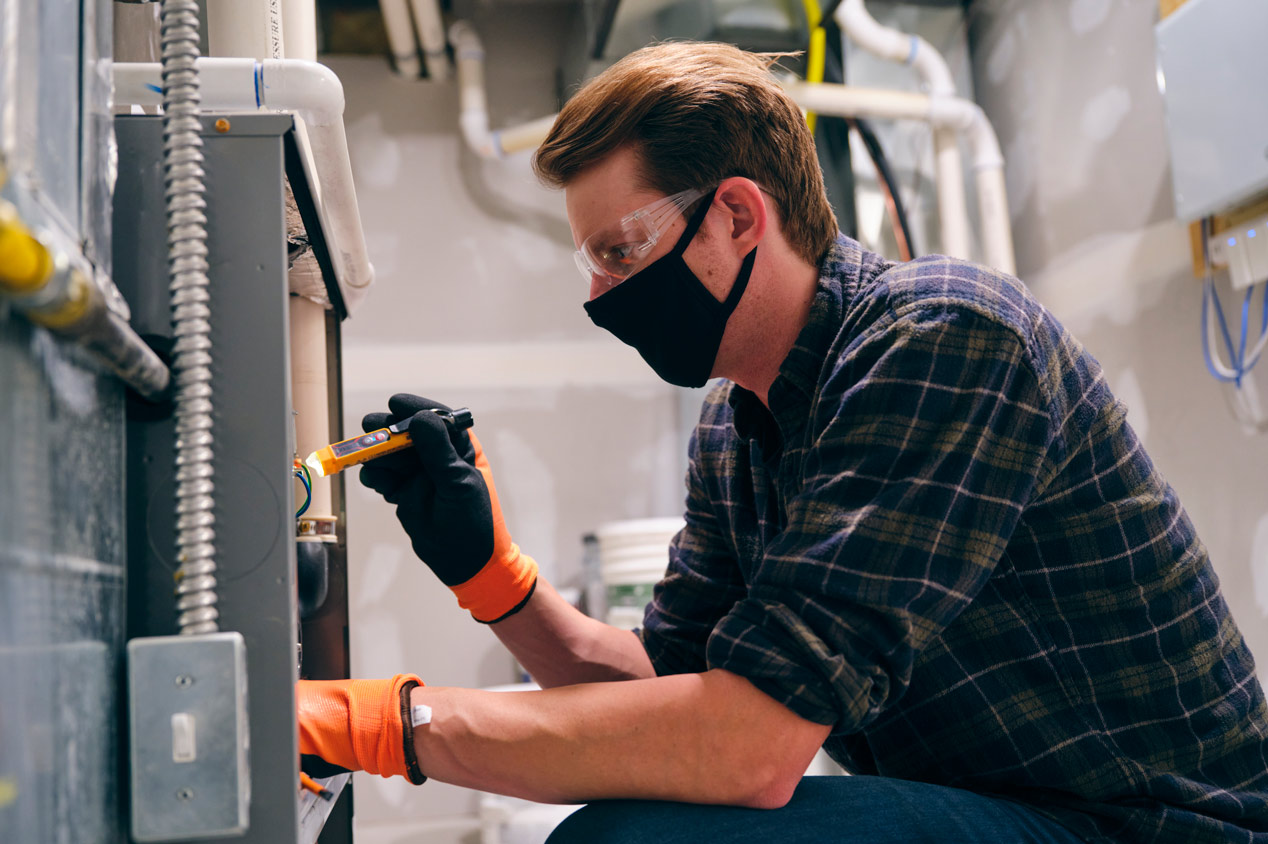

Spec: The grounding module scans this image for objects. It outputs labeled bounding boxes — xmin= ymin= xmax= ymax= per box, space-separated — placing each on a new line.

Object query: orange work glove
xmin=449 ymin=431 xmax=539 ymax=621
xmin=358 ymin=394 xmax=539 ymax=623
xmin=297 ymin=674 xmax=427 ymax=784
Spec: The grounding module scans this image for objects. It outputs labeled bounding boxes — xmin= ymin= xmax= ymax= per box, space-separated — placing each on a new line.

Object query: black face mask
xmin=583 ymin=189 xmax=757 ymax=388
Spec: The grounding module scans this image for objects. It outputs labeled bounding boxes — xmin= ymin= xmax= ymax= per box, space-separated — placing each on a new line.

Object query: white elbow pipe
xmin=113 ymin=58 xmax=376 ymax=308
xmin=449 ymin=21 xmax=498 ymax=157
xmin=836 ymin=0 xmax=970 ymax=261
xmin=926 ymin=96 xmax=1014 ymax=274
xmin=409 ymin=0 xmax=450 ymax=81
xmin=836 ymin=0 xmax=955 ymax=96
xmin=449 ymin=20 xmax=557 ymax=159
xmin=785 ymin=81 xmax=1015 ymax=274
xmin=379 ymin=0 xmax=422 ymax=78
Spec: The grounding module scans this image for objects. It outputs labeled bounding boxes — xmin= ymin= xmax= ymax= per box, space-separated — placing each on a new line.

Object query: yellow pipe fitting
xmin=0 ymin=203 xmax=54 ymax=294
xmin=26 ymin=269 xmax=95 ymax=330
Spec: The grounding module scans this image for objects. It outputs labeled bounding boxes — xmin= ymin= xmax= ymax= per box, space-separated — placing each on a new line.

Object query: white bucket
xmin=595 ymin=517 xmax=684 ymax=628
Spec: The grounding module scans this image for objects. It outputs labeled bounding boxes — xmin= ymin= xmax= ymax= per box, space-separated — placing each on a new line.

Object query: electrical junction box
xmin=1156 ymin=0 xmax=1268 ymax=221
xmin=1208 ymin=217 xmax=1268 ymax=290
xmin=128 ymin=633 xmax=251 ymax=842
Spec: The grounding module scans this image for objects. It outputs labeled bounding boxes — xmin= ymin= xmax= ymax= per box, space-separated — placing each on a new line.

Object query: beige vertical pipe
xmin=282 ymin=0 xmax=339 ymax=537
xmin=289 ymin=297 xmax=335 ymax=526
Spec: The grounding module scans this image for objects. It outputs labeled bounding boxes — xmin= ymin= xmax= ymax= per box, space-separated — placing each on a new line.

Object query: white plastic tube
xmin=282 ymin=0 xmax=318 ymax=62
xmin=835 ymin=0 xmax=971 ymax=262
xmin=785 ymin=80 xmax=1015 ymax=274
xmin=379 ymin=0 xmax=422 ymax=78
xmin=113 ymin=58 xmax=377 ymax=308
xmin=409 ymin=0 xmax=449 ymax=81
xmin=449 ymin=21 xmax=556 ymax=158
xmin=206 ymin=0 xmax=283 ymax=59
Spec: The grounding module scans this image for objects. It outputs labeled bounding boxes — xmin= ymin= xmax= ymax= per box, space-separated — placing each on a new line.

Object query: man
xmin=298 ymin=42 xmax=1268 ymax=843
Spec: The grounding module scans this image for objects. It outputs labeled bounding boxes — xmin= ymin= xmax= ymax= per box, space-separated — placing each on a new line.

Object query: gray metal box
xmin=1157 ymin=0 xmax=1268 ymax=220
xmin=128 ymin=633 xmax=250 ymax=841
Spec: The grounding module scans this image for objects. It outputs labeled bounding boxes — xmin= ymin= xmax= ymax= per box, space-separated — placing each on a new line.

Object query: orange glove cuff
xmin=451 ymin=547 xmax=539 ymax=623
xmin=297 ymin=673 xmax=425 ymax=783
xmin=452 ymin=432 xmax=539 ymax=623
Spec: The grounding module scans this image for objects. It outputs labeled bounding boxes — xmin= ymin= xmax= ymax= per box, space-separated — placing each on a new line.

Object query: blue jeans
xmin=545 ymin=776 xmax=1088 ymax=844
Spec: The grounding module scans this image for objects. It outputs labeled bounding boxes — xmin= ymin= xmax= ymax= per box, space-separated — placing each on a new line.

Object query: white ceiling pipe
xmin=379 ymin=0 xmax=422 ymax=78
xmin=835 ymin=0 xmax=971 ymax=262
xmin=786 ymin=81 xmax=1014 ymax=275
xmin=409 ymin=0 xmax=450 ymax=81
xmin=114 ymin=58 xmax=377 ymax=310
xmin=449 ymin=21 xmax=557 ymax=159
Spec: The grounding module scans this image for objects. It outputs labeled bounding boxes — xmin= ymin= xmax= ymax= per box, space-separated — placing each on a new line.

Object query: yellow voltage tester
xmin=305 ymin=407 xmax=474 ymax=478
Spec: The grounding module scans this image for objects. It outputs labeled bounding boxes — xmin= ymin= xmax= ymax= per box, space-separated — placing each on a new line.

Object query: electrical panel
xmin=1156 ymin=0 xmax=1268 ymax=221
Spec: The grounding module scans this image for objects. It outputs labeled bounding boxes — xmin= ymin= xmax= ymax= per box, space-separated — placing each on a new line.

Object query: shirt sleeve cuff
xmin=705 ymin=597 xmax=875 ymax=730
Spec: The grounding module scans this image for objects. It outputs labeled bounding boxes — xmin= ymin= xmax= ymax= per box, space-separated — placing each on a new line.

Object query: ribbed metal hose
xmin=161 ymin=0 xmax=218 ymax=635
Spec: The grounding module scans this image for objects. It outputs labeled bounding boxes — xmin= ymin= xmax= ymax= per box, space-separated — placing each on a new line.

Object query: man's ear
xmin=715 ymin=178 xmax=767 ymax=258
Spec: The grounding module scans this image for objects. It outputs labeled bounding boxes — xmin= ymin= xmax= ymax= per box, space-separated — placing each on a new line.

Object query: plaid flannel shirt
xmin=640 ymin=234 xmax=1268 ymax=843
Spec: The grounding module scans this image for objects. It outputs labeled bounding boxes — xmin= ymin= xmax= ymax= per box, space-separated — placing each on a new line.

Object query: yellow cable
xmin=801 ymin=0 xmax=826 ymax=135
xmin=802 ymin=0 xmax=821 ymax=29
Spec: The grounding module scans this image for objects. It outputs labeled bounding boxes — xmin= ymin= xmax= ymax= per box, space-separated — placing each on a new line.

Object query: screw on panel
xmin=175 ymin=674 xmax=194 ymax=688
xmin=176 ymin=787 xmax=194 ymax=802
xmin=215 ymin=118 xmax=231 ymax=133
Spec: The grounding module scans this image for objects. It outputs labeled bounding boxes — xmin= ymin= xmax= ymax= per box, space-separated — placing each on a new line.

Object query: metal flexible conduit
xmin=161 ymin=0 xmax=219 ymax=635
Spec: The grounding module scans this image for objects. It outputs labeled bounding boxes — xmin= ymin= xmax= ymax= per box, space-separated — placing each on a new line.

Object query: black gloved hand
xmin=359 ymin=394 xmax=495 ymax=586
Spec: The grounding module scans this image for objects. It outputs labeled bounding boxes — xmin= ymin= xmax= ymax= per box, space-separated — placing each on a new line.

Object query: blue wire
xmin=294 ymin=469 xmax=312 ymax=517
xmin=1247 ymin=282 xmax=1268 ymax=372
xmin=1237 ymin=286 xmax=1254 ymax=386
xmin=1202 ymin=279 xmax=1241 ymax=383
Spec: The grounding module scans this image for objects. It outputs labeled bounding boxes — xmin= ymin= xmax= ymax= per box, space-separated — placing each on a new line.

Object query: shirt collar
xmin=728 ymin=234 xmax=864 ymax=451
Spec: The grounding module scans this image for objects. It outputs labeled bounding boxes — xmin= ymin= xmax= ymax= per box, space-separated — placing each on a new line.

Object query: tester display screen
xmin=331 ymin=430 xmax=389 ymax=458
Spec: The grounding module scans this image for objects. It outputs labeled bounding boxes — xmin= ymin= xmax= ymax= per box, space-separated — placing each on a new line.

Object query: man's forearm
xmin=491 ymin=577 xmax=656 ymax=687
xmin=409 ymin=668 xmax=831 ymax=807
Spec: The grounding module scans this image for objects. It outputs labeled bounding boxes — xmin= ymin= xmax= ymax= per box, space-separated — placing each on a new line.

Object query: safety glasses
xmin=573 ymin=186 xmax=711 ymax=287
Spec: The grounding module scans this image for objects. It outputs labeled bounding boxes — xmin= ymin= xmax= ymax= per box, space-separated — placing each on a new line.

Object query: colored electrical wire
xmin=295 ymin=458 xmax=312 ymax=488
xmin=849 ymin=117 xmax=915 ymax=261
xmin=1199 ymin=216 xmax=1268 ymax=385
xmin=1203 ymin=278 xmax=1242 ymax=383
xmin=816 ymin=35 xmax=916 ymax=261
xmin=294 ymin=460 xmax=312 ymax=518
xmin=802 ymin=0 xmax=827 ymax=135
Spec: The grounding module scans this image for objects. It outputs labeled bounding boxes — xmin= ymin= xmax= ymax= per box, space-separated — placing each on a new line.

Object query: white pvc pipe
xmin=449 ymin=21 xmax=556 ymax=158
xmin=836 ymin=0 xmax=971 ymax=262
xmin=282 ymin=0 xmax=318 ymax=61
xmin=409 ymin=0 xmax=450 ymax=81
xmin=785 ymin=81 xmax=1015 ymax=275
xmin=498 ymin=114 xmax=559 ymax=156
xmin=113 ymin=58 xmax=377 ymax=309
xmin=379 ymin=0 xmax=422 ymax=78
xmin=206 ymin=0 xmax=283 ymax=60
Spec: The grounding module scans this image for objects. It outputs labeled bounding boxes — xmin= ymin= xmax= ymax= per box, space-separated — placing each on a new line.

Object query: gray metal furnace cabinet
xmin=113 ymin=112 xmax=350 ymax=844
